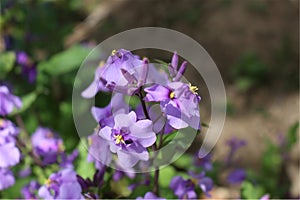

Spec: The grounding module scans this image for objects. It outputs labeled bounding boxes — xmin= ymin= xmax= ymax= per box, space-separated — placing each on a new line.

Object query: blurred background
xmin=0 ymin=0 xmax=299 ymax=198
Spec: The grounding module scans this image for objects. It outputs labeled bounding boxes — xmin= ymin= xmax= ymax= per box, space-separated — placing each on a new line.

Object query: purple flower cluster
xmin=0 ymin=86 xmax=22 ymax=190
xmin=170 ymin=172 xmax=213 ymax=199
xmin=31 ymin=127 xmax=65 ymax=165
xmin=83 ymin=49 xmax=202 ymax=169
xmin=38 ymin=168 xmax=84 ymax=199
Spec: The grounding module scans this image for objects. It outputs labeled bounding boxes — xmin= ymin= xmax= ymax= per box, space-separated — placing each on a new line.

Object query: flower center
xmin=44 ymin=179 xmax=52 ymax=187
xmin=189 ymin=83 xmax=198 ymax=95
xmin=0 ymin=119 xmax=4 ymax=128
xmin=58 ymin=142 xmax=65 ymax=152
xmin=169 ymin=91 xmax=175 ymax=99
xmin=98 ymin=60 xmax=105 ymax=68
xmin=114 ymin=134 xmax=125 ymax=144
xmin=111 ymin=49 xmax=117 ymax=55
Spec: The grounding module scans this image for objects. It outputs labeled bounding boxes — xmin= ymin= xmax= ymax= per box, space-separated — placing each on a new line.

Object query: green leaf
xmin=0 ymin=51 xmax=15 ymax=77
xmin=76 ymin=139 xmax=95 ymax=179
xmin=124 ymin=95 xmax=140 ymax=108
xmin=173 ymin=154 xmax=192 ymax=169
xmin=241 ymin=181 xmax=265 ymax=199
xmin=10 ymin=91 xmax=38 ymax=115
xmin=158 ymin=166 xmax=176 ymax=187
xmin=129 ymin=185 xmax=151 ymax=198
xmin=262 ymin=141 xmax=282 ymax=175
xmin=287 ymin=122 xmax=299 ymax=149
xmin=235 ymin=77 xmax=254 ymax=92
xmin=38 ymin=45 xmax=91 ymax=76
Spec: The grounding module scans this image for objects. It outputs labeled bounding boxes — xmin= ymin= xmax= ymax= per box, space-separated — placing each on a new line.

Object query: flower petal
xmin=114 ymin=112 xmax=136 ymax=128
xmin=144 ymin=84 xmax=171 ymax=102
xmin=99 ymin=126 xmax=112 ymax=141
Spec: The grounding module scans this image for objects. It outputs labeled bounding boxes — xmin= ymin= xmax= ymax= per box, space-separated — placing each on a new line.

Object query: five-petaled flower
xmin=99 ymin=111 xmax=156 ymax=167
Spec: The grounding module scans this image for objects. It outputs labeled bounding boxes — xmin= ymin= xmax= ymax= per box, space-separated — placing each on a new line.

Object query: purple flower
xmin=227 ymin=168 xmax=246 ymax=184
xmin=82 ymin=49 xmax=147 ymax=97
xmin=144 ymin=81 xmax=201 ymax=129
xmin=190 ymin=171 xmax=213 ymax=198
xmin=105 ymin=57 xmax=149 ymax=95
xmin=0 ymin=118 xmax=19 ymax=138
xmin=0 ymin=85 xmax=22 ymax=116
xmin=81 ymin=62 xmax=109 ymax=98
xmin=170 ymin=176 xmax=197 ymax=199
xmin=225 ymin=137 xmax=247 ymax=164
xmin=0 ymin=119 xmax=20 ymax=168
xmin=99 ymin=111 xmax=156 ymax=167
xmin=0 ymin=142 xmax=21 ymax=168
xmin=38 ymin=168 xmax=84 ymax=199
xmin=0 ymin=168 xmax=15 ymax=190
xmin=137 ymin=192 xmax=166 ymax=200
xmin=21 ymin=180 xmax=40 ymax=199
xmin=16 ymin=51 xmax=37 ymax=83
xmin=31 ymin=127 xmax=65 ymax=165
xmin=102 ymin=49 xmax=143 ymax=82
xmin=226 ymin=137 xmax=247 ymax=152
xmin=194 ymin=150 xmax=213 ymax=172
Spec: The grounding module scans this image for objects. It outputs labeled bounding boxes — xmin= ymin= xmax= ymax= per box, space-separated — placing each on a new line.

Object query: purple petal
xmin=173 ymin=61 xmax=187 ymax=81
xmin=117 ymin=150 xmax=139 ymax=168
xmin=57 ymin=183 xmax=83 ymax=199
xmin=81 ymin=80 xmax=99 ymax=98
xmin=171 ymin=51 xmax=178 ymax=70
xmin=114 ymin=112 xmax=136 ymax=128
xmin=0 ymin=169 xmax=15 ymax=190
xmin=99 ymin=126 xmax=112 ymax=141
xmin=0 ymin=142 xmax=20 ymax=167
xmin=144 ymin=84 xmax=171 ymax=102
xmin=130 ymin=120 xmax=156 ymax=147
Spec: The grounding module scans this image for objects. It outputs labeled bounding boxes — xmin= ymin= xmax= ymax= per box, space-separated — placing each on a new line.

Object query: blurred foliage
xmin=231 ymin=51 xmax=268 ymax=92
xmin=1 ymin=0 xmax=90 ymax=151
xmin=242 ymin=122 xmax=299 ymax=199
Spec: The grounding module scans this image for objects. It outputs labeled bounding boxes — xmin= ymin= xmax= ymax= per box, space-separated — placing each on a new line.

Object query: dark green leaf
xmin=38 ymin=45 xmax=91 ymax=76
xmin=0 ymin=51 xmax=15 ymax=78
xmin=10 ymin=91 xmax=38 ymax=115
xmin=287 ymin=122 xmax=299 ymax=149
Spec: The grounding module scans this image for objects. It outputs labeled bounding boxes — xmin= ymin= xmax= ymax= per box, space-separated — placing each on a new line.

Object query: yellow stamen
xmin=111 ymin=49 xmax=117 ymax=55
xmin=45 ymin=179 xmax=52 ymax=187
xmin=169 ymin=91 xmax=175 ymax=99
xmin=0 ymin=119 xmax=4 ymax=127
xmin=58 ymin=142 xmax=65 ymax=152
xmin=114 ymin=134 xmax=125 ymax=144
xmin=191 ymin=178 xmax=198 ymax=185
xmin=88 ymin=137 xmax=93 ymax=145
xmin=98 ymin=60 xmax=105 ymax=68
xmin=189 ymin=83 xmax=198 ymax=95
